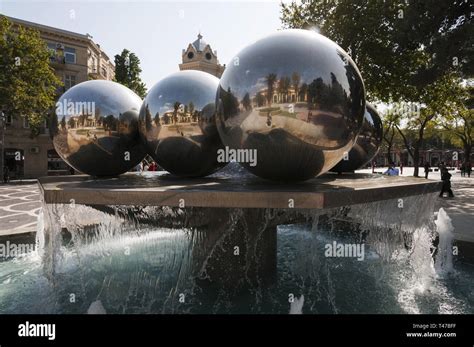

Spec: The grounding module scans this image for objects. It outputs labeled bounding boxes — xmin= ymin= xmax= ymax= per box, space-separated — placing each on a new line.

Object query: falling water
xmin=0 ymin=186 xmax=473 ymax=314
xmin=434 ymin=208 xmax=455 ymax=276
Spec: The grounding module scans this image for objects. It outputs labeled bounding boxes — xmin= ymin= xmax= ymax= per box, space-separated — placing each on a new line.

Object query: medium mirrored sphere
xmin=216 ymin=29 xmax=366 ymax=181
xmin=330 ymin=103 xmax=383 ymax=173
xmin=51 ymin=80 xmax=145 ymax=177
xmin=139 ymin=70 xmax=225 ymax=177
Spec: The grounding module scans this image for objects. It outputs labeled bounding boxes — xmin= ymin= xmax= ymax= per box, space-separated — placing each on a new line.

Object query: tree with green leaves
xmin=173 ymin=101 xmax=181 ymax=124
xmin=114 ymin=49 xmax=147 ymax=98
xmin=291 ymin=72 xmax=301 ymax=102
xmin=265 ymin=73 xmax=277 ymax=106
xmin=384 ymin=75 xmax=462 ymax=174
xmin=278 ymin=76 xmax=291 ymax=103
xmin=220 ymin=87 xmax=240 ymax=119
xmin=299 ymin=83 xmax=308 ymax=102
xmin=281 ymin=0 xmax=472 ymax=101
xmin=242 ymin=92 xmax=252 ymax=111
xmin=381 ymin=111 xmax=399 ymax=165
xmin=393 ymin=105 xmax=436 ymax=174
xmin=436 ymin=81 xmax=473 ymax=162
xmin=0 ymin=16 xmax=62 ymax=135
xmin=188 ymin=102 xmax=195 ymax=117
xmin=256 ymin=92 xmax=266 ymax=107
xmin=281 ymin=0 xmax=473 ymax=176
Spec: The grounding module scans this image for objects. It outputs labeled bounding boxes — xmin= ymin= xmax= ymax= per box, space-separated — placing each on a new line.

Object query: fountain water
xmin=434 ymin=208 xmax=455 ymax=276
xmin=1 ymin=169 xmax=472 ymax=314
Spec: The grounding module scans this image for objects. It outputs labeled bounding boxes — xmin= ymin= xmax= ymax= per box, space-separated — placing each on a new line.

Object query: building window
xmin=65 ymin=47 xmax=76 ymax=64
xmin=205 ymin=52 xmax=212 ymax=60
xmin=23 ymin=116 xmax=29 ymax=128
xmin=92 ymin=57 xmax=98 ymax=72
xmin=187 ymin=52 xmax=194 ymax=59
xmin=65 ymin=75 xmax=76 ymax=90
xmin=101 ymin=66 xmax=107 ymax=78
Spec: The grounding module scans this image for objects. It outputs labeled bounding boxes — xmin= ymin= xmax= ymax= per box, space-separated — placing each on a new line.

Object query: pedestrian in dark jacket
xmin=424 ymin=162 xmax=430 ymax=179
xmin=439 ymin=167 xmax=454 ymax=198
xmin=438 ymin=161 xmax=445 ymax=178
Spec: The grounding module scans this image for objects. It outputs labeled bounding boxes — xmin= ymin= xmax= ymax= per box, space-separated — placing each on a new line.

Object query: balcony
xmin=88 ymin=66 xmax=102 ymax=79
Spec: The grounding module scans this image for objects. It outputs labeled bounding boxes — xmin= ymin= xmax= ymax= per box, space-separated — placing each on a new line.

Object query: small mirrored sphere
xmin=138 ymin=70 xmax=225 ymax=177
xmin=330 ymin=103 xmax=383 ymax=173
xmin=51 ymin=80 xmax=145 ymax=177
xmin=216 ymin=29 xmax=366 ymax=181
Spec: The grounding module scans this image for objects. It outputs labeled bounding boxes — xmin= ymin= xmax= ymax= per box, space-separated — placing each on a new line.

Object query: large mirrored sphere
xmin=330 ymin=103 xmax=383 ymax=173
xmin=51 ymin=80 xmax=145 ymax=177
xmin=216 ymin=29 xmax=366 ymax=181
xmin=138 ymin=70 xmax=225 ymax=177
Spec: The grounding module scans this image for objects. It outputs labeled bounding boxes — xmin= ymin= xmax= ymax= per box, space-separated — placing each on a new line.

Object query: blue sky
xmin=0 ymin=0 xmax=284 ymax=89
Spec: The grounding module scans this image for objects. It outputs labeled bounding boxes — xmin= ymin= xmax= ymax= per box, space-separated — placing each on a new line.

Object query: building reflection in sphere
xmin=216 ymin=29 xmax=366 ymax=181
xmin=330 ymin=103 xmax=383 ymax=173
xmin=138 ymin=70 xmax=225 ymax=177
xmin=51 ymin=80 xmax=145 ymax=177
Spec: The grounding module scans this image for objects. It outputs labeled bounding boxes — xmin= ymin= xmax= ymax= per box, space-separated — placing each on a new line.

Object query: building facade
xmin=179 ymin=33 xmax=225 ymax=78
xmin=2 ymin=16 xmax=115 ymax=179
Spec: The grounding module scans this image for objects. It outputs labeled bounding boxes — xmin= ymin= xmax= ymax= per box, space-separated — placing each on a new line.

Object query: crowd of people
xmin=133 ymin=159 xmax=159 ymax=172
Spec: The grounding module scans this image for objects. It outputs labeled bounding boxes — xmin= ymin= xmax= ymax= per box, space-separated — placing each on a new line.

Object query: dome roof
xmin=192 ymin=33 xmax=208 ymax=52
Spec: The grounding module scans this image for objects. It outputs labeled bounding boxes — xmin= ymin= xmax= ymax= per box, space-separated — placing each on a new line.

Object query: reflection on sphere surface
xmin=52 ymin=80 xmax=145 ymax=177
xmin=331 ymin=103 xmax=383 ymax=173
xmin=139 ymin=70 xmax=224 ymax=177
xmin=216 ymin=29 xmax=366 ymax=181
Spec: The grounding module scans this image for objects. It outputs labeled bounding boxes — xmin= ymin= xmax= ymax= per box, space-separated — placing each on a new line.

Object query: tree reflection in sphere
xmin=51 ymin=80 xmax=145 ymax=177
xmin=216 ymin=29 xmax=366 ymax=181
xmin=330 ymin=103 xmax=383 ymax=173
xmin=138 ymin=70 xmax=225 ymax=177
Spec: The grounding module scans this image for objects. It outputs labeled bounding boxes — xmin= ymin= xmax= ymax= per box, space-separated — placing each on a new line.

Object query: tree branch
xmin=395 ymin=124 xmax=414 ymax=160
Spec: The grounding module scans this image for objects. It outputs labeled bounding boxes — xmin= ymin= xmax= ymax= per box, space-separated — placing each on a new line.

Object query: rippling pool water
xmin=1 ymin=222 xmax=472 ymax=314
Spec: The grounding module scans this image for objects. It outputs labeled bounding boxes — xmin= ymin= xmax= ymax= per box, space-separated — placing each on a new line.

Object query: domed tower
xmin=179 ymin=33 xmax=225 ymax=78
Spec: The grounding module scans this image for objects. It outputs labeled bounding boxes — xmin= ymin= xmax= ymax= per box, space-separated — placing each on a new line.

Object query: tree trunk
xmin=464 ymin=142 xmax=472 ymax=163
xmin=386 ymin=143 xmax=392 ymax=165
xmin=413 ymin=145 xmax=420 ymax=177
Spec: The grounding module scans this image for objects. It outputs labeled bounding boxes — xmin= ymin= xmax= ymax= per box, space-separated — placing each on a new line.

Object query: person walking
xmin=424 ymin=162 xmax=430 ymax=179
xmin=439 ymin=167 xmax=454 ymax=198
xmin=438 ymin=161 xmax=446 ymax=179
xmin=460 ymin=162 xmax=465 ymax=177
xmin=466 ymin=161 xmax=472 ymax=178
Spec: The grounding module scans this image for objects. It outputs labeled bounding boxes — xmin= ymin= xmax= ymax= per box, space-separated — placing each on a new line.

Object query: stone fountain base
xmin=37 ymin=172 xmax=442 ymax=291
xmin=38 ymin=171 xmax=441 ymax=209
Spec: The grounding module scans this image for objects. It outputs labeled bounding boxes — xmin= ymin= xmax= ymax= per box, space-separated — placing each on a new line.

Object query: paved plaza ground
xmin=0 ymin=169 xmax=472 ymax=246
xmin=0 ymin=181 xmax=40 ymax=237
